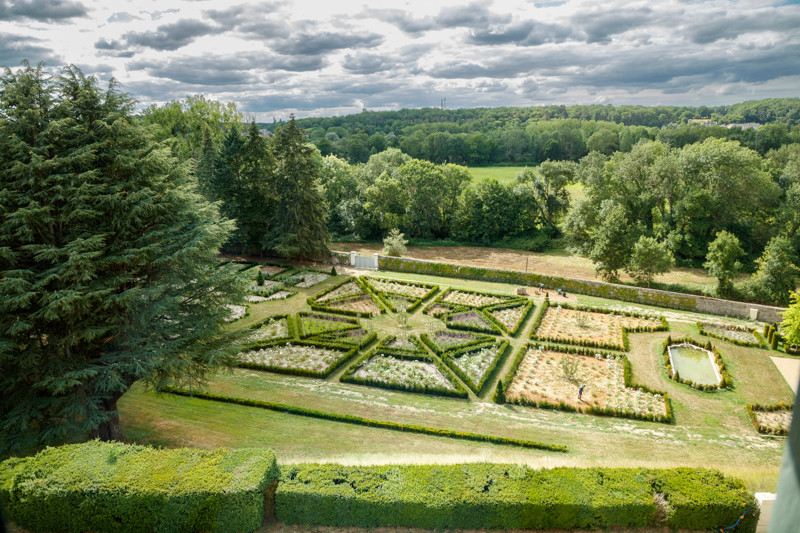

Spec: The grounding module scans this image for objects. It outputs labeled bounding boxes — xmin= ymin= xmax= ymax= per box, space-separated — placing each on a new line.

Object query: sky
xmin=1 ymin=0 xmax=799 ymax=120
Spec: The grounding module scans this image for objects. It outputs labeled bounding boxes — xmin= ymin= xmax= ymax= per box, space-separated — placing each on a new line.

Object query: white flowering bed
xmin=245 ymin=295 xmax=268 ymax=303
xmin=507 ymin=348 xmax=666 ymax=418
xmin=428 ymin=330 xmax=484 ymax=351
xmin=240 ymin=343 xmax=345 ymax=372
xmin=442 ymin=290 xmax=508 ymax=308
xmin=315 ymin=281 xmax=363 ymax=302
xmin=296 ymin=272 xmax=331 ymax=288
xmin=385 ymin=294 xmax=414 ymax=312
xmin=224 ymin=304 xmax=247 ymax=322
xmin=701 ymin=323 xmax=760 ymax=345
xmin=489 ymin=305 xmax=526 ymax=331
xmin=354 ymin=355 xmax=456 ymax=390
xmin=383 ymin=336 xmax=421 ymax=352
xmin=368 ymin=278 xmax=430 ymax=298
xmin=247 ymin=317 xmax=290 ymax=343
xmin=451 ymin=344 xmax=502 ymax=386
xmin=327 ymin=294 xmax=382 ymax=316
xmin=264 ymin=291 xmax=293 ymax=301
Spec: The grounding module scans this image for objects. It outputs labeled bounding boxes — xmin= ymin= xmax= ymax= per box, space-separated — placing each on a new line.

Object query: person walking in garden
xmin=578 ymin=384 xmax=585 ymax=401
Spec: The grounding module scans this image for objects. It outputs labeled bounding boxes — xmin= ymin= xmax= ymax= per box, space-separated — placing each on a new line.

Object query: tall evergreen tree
xmin=0 ymin=63 xmax=246 ymax=453
xmin=239 ymin=121 xmax=276 ymax=252
xmin=269 ymin=116 xmax=329 ymax=259
xmin=195 ymin=127 xmax=217 ymax=199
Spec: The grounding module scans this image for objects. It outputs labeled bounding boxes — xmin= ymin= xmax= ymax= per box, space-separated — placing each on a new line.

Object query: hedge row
xmin=441 ymin=341 xmax=509 ymax=395
xmin=500 ymin=343 xmax=674 ymax=424
xmin=484 ymin=299 xmax=534 ymax=336
xmin=419 ymin=331 xmax=494 ymax=355
xmin=0 ymin=441 xmax=279 ymax=533
xmin=662 ymin=337 xmax=732 ymax=390
xmin=276 ymin=463 xmax=757 ymax=532
xmin=697 ymin=321 xmax=766 ymax=348
xmin=746 ymin=402 xmax=794 ymax=436
xmin=340 ymin=349 xmax=469 ymax=399
xmin=163 ymin=388 xmax=563 ymax=451
xmin=238 ymin=340 xmax=357 ymax=378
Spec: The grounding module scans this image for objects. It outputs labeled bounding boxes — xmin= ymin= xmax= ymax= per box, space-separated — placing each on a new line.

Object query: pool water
xmin=668 ymin=344 xmax=721 ymax=386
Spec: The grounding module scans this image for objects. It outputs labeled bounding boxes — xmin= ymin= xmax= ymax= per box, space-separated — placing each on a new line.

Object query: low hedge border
xmin=309 ymin=276 xmax=357 ymax=304
xmin=0 ymin=441 xmax=279 ymax=533
xmin=276 ymin=463 xmax=756 ymax=532
xmin=697 ymin=321 xmax=766 ymax=349
xmin=531 ymin=301 xmax=667 ymax=352
xmin=419 ymin=331 xmax=495 ymax=355
xmin=423 ymin=300 xmax=467 ymax=317
xmin=340 ymin=350 xmax=468 ymax=399
xmin=296 ymin=311 xmax=360 ymax=339
xmin=238 ymin=340 xmax=357 ymax=378
xmin=484 ymin=299 xmax=534 ymax=336
xmin=162 ymin=388 xmax=563 ymax=451
xmin=500 ymin=343 xmax=674 ymax=424
xmin=247 ymin=314 xmax=295 ymax=343
xmin=434 ymin=286 xmax=524 ymax=310
xmin=441 ymin=341 xmax=509 ymax=395
xmin=309 ymin=293 xmax=385 ymax=318
xmin=376 ymin=335 xmax=428 ymax=355
xmin=361 ymin=276 xmax=439 ymax=312
xmin=662 ymin=337 xmax=732 ymax=390
xmin=354 ymin=276 xmax=392 ymax=313
xmin=746 ymin=402 xmax=793 ymax=436
xmin=309 ymin=329 xmax=377 ymax=350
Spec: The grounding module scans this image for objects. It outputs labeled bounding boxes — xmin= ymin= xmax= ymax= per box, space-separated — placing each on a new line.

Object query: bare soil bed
xmin=754 ymin=409 xmax=793 ymax=434
xmin=535 ymin=307 xmax=661 ymax=350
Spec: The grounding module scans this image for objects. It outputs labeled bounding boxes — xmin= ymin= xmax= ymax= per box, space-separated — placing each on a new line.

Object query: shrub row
xmin=441 ymin=341 xmax=509 ymax=395
xmin=697 ymin=321 xmax=766 ymax=348
xmin=238 ymin=340 xmax=357 ymax=378
xmin=419 ymin=332 xmax=494 ymax=355
xmin=502 ymin=343 xmax=674 ymax=424
xmin=746 ymin=402 xmax=794 ymax=436
xmin=276 ymin=463 xmax=757 ymax=532
xmin=163 ymin=388 xmax=563 ymax=451
xmin=296 ymin=311 xmax=360 ymax=338
xmin=662 ymin=337 xmax=732 ymax=390
xmin=483 ymin=299 xmax=534 ymax=336
xmin=340 ymin=350 xmax=469 ymax=399
xmin=0 ymin=441 xmax=279 ymax=533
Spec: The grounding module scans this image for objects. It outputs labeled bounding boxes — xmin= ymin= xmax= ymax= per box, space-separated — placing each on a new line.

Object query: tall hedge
xmin=0 ymin=440 xmax=279 ymax=533
xmin=276 ymin=463 xmax=758 ymax=532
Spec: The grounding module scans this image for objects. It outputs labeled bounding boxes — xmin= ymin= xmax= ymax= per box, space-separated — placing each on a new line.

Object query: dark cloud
xmin=130 ymin=56 xmax=257 ymax=86
xmin=362 ymin=8 xmax=436 ymax=35
xmin=0 ymin=0 xmax=87 ymax=22
xmin=365 ymin=3 xmax=511 ymax=35
xmin=273 ymin=32 xmax=383 ymax=55
xmin=422 ymin=49 xmax=584 ymax=79
xmin=121 ymin=19 xmax=222 ymax=51
xmin=570 ymin=7 xmax=656 ymax=43
xmin=0 ymin=33 xmax=60 ymax=67
xmin=342 ymin=53 xmax=395 ymax=74
xmin=685 ymin=9 xmax=800 ymax=44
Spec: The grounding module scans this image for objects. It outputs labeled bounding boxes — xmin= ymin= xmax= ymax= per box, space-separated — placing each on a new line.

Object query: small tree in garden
xmin=493 ymin=381 xmax=506 ymax=404
xmin=626 ymin=236 xmax=674 ymax=287
xmin=383 ymin=228 xmax=408 ymax=257
xmin=782 ymin=291 xmax=800 ymax=349
xmin=704 ymin=231 xmax=744 ymax=297
xmin=560 ymin=357 xmax=580 ymax=383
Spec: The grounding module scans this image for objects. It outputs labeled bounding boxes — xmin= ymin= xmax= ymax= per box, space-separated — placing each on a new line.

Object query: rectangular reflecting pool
xmin=667 ymin=344 xmax=721 ymax=386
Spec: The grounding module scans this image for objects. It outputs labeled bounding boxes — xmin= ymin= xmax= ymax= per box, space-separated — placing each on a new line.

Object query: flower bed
xmin=296 ymin=272 xmax=331 ymax=288
xmin=377 ymin=335 xmax=426 ymax=355
xmin=239 ymin=341 xmax=355 ymax=377
xmin=247 ymin=315 xmax=293 ymax=343
xmin=297 ymin=312 xmax=360 ymax=338
xmin=224 ymin=304 xmax=247 ymax=322
xmin=698 ymin=322 xmax=765 ymax=348
xmin=314 ymin=280 xmax=364 ymax=303
xmin=443 ymin=342 xmax=508 ymax=394
xmin=486 ymin=300 xmax=533 ymax=336
xmin=446 ymin=310 xmax=502 ymax=335
xmin=532 ymin=305 xmax=664 ymax=351
xmin=440 ymin=288 xmax=516 ymax=308
xmin=259 ymin=264 xmax=287 ymax=276
xmin=311 ymin=328 xmax=376 ymax=349
xmin=420 ymin=330 xmax=494 ymax=354
xmin=323 ymin=294 xmax=383 ymax=316
xmin=505 ymin=345 xmax=670 ymax=423
xmin=424 ymin=302 xmax=464 ymax=318
xmin=384 ymin=294 xmax=416 ymax=313
xmin=364 ymin=277 xmax=437 ymax=299
xmin=264 ymin=290 xmax=294 ymax=301
xmin=747 ymin=403 xmax=793 ymax=435
xmin=342 ymin=352 xmax=467 ymax=398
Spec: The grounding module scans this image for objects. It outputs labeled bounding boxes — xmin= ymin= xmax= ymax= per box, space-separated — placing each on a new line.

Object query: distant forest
xmin=260 ymin=98 xmax=800 ymax=165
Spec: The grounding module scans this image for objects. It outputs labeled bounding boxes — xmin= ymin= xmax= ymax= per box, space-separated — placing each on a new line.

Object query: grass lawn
xmin=119 ymin=269 xmax=793 ymax=493
xmin=467 ymin=166 xmax=585 ymax=203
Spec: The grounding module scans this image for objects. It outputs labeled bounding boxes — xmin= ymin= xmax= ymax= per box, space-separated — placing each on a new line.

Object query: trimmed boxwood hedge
xmin=746 ymin=402 xmax=793 ymax=435
xmin=484 ymin=299 xmax=534 ymax=336
xmin=419 ymin=330 xmax=494 ymax=355
xmin=238 ymin=340 xmax=357 ymax=378
xmin=662 ymin=337 xmax=732 ymax=390
xmin=0 ymin=441 xmax=279 ymax=533
xmin=295 ymin=311 xmax=360 ymax=338
xmin=162 ymin=388 xmax=563 ymax=451
xmin=361 ymin=276 xmax=439 ymax=314
xmin=376 ymin=334 xmax=428 ymax=355
xmin=444 ymin=309 xmax=504 ymax=335
xmin=276 ymin=463 xmax=757 ymax=532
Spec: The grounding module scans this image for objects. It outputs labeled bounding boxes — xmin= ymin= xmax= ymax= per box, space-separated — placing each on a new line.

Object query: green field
xmin=467 ymin=166 xmax=585 ymax=202
xmin=118 ymin=267 xmax=793 ymax=493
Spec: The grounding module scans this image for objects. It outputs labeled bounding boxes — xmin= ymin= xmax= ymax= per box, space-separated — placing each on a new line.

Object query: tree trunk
xmin=90 ymin=394 xmax=125 ymax=442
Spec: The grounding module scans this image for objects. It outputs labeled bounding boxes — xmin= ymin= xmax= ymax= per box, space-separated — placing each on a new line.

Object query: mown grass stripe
xmin=162 ymin=387 xmax=566 ymax=452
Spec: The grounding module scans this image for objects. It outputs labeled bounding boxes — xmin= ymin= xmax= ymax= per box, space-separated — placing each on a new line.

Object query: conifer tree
xmin=239 ymin=121 xmax=276 ymax=252
xmin=269 ymin=116 xmax=329 ymax=259
xmin=0 ymin=63 xmax=246 ymax=453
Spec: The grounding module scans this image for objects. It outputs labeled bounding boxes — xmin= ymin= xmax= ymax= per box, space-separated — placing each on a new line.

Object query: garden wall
xmin=376 ymin=255 xmax=786 ymax=323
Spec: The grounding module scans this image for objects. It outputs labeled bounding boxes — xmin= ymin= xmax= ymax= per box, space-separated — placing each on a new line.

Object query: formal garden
xmin=116 ymin=260 xmax=797 ymax=498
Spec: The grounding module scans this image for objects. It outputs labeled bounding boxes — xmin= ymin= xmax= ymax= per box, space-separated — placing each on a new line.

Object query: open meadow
xmin=119 ymin=263 xmax=795 ymax=493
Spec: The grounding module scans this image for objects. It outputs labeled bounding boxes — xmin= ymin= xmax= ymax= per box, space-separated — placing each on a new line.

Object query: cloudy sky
xmin=1 ymin=0 xmax=799 ymax=119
